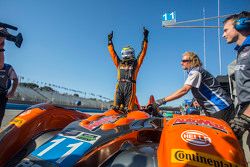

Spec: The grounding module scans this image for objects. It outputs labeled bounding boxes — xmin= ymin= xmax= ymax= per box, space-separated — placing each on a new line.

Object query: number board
xmin=31 ymin=131 xmax=100 ymax=167
xmin=162 ymin=11 xmax=176 ymax=26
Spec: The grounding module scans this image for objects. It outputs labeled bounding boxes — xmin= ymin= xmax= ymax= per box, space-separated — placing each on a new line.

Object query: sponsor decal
xmin=61 ymin=130 xmax=82 ymax=137
xmin=59 ymin=131 xmax=100 ymax=144
xmin=76 ymin=133 xmax=99 ymax=142
xmin=239 ymin=52 xmax=248 ymax=58
xmin=171 ymin=149 xmax=241 ymax=167
xmin=19 ymin=109 xmax=32 ymax=116
xmin=31 ymin=132 xmax=101 ymax=166
xmin=173 ymin=118 xmax=227 ymax=133
xmin=31 ymin=135 xmax=88 ymax=166
xmin=82 ymin=115 xmax=118 ymax=131
xmin=181 ymin=130 xmax=211 ymax=146
xmin=235 ymin=65 xmax=245 ymax=71
xmin=9 ymin=118 xmax=25 ymax=127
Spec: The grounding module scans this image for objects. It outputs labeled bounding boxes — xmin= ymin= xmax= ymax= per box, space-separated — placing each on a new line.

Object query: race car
xmin=0 ymin=96 xmax=247 ymax=167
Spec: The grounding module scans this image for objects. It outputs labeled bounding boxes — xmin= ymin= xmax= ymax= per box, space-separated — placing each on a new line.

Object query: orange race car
xmin=0 ymin=96 xmax=247 ymax=167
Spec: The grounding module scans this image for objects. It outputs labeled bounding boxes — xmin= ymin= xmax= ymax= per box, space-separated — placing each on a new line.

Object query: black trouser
xmin=0 ymin=92 xmax=8 ymax=127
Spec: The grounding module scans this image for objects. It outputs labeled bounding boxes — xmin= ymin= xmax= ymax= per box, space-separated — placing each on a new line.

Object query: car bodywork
xmin=0 ymin=99 xmax=247 ymax=167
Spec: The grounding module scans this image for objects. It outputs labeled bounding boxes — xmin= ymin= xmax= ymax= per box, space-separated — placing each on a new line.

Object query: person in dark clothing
xmin=0 ymin=27 xmax=18 ymax=127
xmin=223 ymin=11 xmax=250 ymax=139
xmin=107 ymin=27 xmax=149 ymax=112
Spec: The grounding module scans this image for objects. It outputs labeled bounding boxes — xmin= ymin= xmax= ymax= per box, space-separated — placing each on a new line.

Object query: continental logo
xmin=171 ymin=149 xmax=241 ymax=167
xmin=9 ymin=118 xmax=25 ymax=127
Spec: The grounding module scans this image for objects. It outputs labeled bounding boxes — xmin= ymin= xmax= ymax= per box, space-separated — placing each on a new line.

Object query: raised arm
xmin=107 ymin=31 xmax=120 ymax=68
xmin=137 ymin=27 xmax=149 ymax=69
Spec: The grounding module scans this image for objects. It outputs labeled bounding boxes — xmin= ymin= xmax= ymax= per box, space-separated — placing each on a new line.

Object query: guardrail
xmin=6 ymin=103 xmax=104 ymax=113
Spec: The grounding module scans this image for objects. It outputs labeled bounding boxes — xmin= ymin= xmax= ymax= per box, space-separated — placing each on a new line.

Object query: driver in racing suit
xmin=223 ymin=11 xmax=250 ymax=139
xmin=108 ymin=27 xmax=149 ymax=112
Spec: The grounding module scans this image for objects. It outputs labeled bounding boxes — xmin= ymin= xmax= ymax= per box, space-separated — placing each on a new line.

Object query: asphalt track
xmin=1 ymin=109 xmax=250 ymax=166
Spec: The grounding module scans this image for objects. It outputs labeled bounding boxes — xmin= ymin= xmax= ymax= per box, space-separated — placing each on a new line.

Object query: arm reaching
xmin=156 ymin=85 xmax=192 ymax=107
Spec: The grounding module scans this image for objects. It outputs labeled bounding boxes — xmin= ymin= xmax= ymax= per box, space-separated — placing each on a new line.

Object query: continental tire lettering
xmin=171 ymin=149 xmax=241 ymax=167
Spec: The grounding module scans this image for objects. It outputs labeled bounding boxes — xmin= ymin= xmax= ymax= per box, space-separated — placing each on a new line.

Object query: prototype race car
xmin=0 ymin=97 xmax=247 ymax=167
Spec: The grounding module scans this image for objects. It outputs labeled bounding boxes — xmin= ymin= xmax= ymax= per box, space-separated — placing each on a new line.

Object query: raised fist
xmin=108 ymin=31 xmax=113 ymax=41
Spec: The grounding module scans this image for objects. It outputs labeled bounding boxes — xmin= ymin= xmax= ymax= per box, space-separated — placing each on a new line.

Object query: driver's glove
xmin=143 ymin=27 xmax=149 ymax=41
xmin=156 ymin=98 xmax=167 ymax=107
xmin=108 ymin=31 xmax=113 ymax=44
xmin=229 ymin=114 xmax=250 ymax=140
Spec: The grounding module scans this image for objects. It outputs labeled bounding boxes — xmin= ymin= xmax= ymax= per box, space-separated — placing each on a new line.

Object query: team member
xmin=156 ymin=52 xmax=234 ymax=122
xmin=223 ymin=11 xmax=250 ymax=139
xmin=108 ymin=27 xmax=149 ymax=112
xmin=0 ymin=27 xmax=18 ymax=127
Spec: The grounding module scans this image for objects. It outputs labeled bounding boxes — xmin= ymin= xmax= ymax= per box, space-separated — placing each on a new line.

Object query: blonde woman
xmin=156 ymin=51 xmax=234 ymax=122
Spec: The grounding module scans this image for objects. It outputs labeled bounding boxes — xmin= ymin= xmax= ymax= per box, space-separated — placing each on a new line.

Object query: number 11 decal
xmin=31 ymin=135 xmax=92 ymax=166
xmin=37 ymin=138 xmax=66 ymax=156
xmin=56 ymin=141 xmax=84 ymax=163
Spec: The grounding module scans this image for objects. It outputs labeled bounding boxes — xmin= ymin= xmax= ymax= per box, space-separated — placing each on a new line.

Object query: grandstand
xmin=11 ymin=83 xmax=112 ymax=110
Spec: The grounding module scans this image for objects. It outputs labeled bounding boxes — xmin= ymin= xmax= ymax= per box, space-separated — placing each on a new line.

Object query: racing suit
xmin=108 ymin=38 xmax=148 ymax=111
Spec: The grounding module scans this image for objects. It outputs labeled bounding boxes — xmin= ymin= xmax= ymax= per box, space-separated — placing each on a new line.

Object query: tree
xmin=73 ymin=93 xmax=79 ymax=97
xmin=19 ymin=82 xmax=39 ymax=89
xmin=40 ymin=86 xmax=55 ymax=92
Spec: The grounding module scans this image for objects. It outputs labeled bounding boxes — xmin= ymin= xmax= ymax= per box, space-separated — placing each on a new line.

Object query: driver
xmin=107 ymin=27 xmax=149 ymax=113
xmin=156 ymin=51 xmax=234 ymax=122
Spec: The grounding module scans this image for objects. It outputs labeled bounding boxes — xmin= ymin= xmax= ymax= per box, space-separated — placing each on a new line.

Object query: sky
xmin=0 ymin=0 xmax=249 ymax=107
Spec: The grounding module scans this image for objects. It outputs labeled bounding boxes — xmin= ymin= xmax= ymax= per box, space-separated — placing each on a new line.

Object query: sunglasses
xmin=181 ymin=59 xmax=191 ymax=63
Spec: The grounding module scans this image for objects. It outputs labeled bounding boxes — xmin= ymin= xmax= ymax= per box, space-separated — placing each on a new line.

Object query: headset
xmin=235 ymin=17 xmax=250 ymax=31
